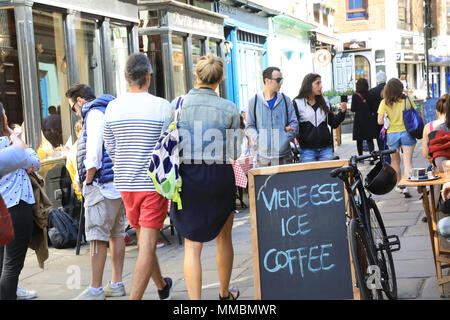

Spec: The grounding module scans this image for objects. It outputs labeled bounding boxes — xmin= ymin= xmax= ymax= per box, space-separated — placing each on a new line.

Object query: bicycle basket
xmin=365 ymin=161 xmax=397 ymax=195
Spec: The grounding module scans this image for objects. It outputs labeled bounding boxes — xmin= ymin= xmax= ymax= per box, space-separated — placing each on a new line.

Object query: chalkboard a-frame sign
xmin=248 ymin=160 xmax=358 ymax=300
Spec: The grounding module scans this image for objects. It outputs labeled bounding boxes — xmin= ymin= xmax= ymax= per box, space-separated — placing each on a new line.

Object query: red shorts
xmin=120 ymin=191 xmax=168 ymax=229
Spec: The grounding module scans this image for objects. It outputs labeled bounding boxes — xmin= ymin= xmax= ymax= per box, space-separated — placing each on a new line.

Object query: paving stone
xmin=397 ymin=278 xmax=423 ymax=299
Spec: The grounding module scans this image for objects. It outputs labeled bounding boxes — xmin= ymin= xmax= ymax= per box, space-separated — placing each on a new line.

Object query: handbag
xmin=403 ymin=96 xmax=424 ymax=139
xmin=148 ymin=97 xmax=184 ymax=210
xmin=0 ymin=193 xmax=15 ymax=246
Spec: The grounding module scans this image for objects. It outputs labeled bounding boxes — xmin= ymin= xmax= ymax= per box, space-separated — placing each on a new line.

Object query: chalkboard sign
xmin=248 ymin=160 xmax=356 ymax=300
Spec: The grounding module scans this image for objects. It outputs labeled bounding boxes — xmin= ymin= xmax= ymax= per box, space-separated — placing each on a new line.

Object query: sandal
xmin=219 ymin=287 xmax=240 ymax=300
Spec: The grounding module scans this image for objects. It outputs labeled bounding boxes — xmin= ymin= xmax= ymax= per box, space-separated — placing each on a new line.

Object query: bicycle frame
xmin=340 ymin=159 xmax=378 ymax=261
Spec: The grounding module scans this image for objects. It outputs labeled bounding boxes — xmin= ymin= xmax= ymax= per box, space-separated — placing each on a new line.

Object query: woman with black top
xmin=293 ymin=73 xmax=347 ymax=162
xmin=351 ymin=78 xmax=380 ymax=161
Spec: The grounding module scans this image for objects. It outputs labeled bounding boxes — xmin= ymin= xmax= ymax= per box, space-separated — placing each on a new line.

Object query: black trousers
xmin=0 ymin=201 xmax=33 ymax=300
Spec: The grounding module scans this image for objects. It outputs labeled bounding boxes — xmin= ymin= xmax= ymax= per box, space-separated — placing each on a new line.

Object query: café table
xmin=398 ymin=173 xmax=450 ymax=296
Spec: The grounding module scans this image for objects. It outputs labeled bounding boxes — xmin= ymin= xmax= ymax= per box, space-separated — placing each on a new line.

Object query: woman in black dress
xmin=164 ymin=53 xmax=241 ymax=300
xmin=351 ymin=78 xmax=380 ymax=161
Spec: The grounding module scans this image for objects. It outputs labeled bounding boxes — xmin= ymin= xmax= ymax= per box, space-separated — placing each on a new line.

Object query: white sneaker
xmin=394 ymin=186 xmax=404 ymax=193
xmin=72 ymin=287 xmax=105 ymax=300
xmin=103 ymin=282 xmax=126 ymax=297
xmin=16 ymin=286 xmax=38 ymax=300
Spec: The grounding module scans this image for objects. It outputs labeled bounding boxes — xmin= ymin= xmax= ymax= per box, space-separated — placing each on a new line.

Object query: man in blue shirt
xmin=245 ymin=66 xmax=298 ymax=167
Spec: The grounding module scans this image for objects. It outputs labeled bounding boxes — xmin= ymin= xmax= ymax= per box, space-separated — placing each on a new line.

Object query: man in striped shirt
xmin=104 ymin=53 xmax=173 ymax=300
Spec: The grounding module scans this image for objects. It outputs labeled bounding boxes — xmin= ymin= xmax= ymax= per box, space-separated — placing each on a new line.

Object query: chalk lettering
xmin=261 ymin=188 xmax=277 ymax=212
xmin=263 ymin=244 xmax=335 ymax=277
xmin=282 ymin=214 xmax=311 ymax=237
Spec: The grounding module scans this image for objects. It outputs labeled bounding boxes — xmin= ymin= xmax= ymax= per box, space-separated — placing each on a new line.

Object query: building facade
xmin=428 ymin=0 xmax=450 ymax=97
xmin=138 ymin=0 xmax=227 ymax=102
xmin=0 ymin=0 xmax=139 ymax=208
xmin=332 ymin=0 xmax=427 ymax=96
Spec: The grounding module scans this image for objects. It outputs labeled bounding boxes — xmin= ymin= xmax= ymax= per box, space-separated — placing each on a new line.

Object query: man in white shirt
xmin=66 ymin=84 xmax=126 ymax=300
xmin=104 ymin=53 xmax=173 ymax=300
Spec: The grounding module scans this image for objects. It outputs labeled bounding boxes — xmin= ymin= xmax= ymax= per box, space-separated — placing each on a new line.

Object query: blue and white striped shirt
xmin=104 ymin=92 xmax=171 ymax=191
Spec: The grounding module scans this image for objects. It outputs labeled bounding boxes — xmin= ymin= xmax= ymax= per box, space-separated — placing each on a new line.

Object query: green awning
xmin=272 ymin=15 xmax=316 ymax=31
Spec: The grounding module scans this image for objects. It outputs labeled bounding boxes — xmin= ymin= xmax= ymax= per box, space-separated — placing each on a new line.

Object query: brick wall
xmin=332 ymin=0 xmax=385 ymax=33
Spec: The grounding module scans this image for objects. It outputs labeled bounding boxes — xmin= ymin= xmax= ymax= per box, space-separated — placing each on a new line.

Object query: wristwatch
xmin=86 ymin=181 xmax=93 ymax=186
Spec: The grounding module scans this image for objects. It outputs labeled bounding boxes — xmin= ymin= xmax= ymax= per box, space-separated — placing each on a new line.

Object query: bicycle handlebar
xmin=330 ymin=149 xmax=397 ymax=180
xmin=354 ymin=149 xmax=397 ymax=163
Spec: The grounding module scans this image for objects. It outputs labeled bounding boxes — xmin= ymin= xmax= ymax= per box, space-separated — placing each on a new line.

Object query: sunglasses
xmin=70 ymin=101 xmax=77 ymax=113
xmin=271 ymin=77 xmax=283 ymax=83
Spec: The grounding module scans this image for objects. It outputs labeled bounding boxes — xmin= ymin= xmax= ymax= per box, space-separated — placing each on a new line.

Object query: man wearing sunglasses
xmin=245 ymin=66 xmax=298 ymax=167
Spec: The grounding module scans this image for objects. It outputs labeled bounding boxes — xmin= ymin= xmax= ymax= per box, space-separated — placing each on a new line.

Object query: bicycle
xmin=330 ymin=149 xmax=401 ymax=300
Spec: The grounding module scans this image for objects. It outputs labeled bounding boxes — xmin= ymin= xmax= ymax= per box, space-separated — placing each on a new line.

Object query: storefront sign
xmin=167 ymin=12 xmax=224 ymax=39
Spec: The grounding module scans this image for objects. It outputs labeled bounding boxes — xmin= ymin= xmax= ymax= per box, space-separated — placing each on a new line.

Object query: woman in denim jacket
xmin=163 ymin=53 xmax=241 ymax=300
xmin=0 ymin=103 xmax=41 ymax=300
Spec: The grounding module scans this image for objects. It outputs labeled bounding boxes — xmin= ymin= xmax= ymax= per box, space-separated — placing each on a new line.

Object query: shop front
xmin=0 ymin=0 xmax=139 ymax=208
xmin=268 ymin=15 xmax=315 ymax=99
xmin=395 ymin=35 xmax=425 ymax=95
xmin=216 ymin=0 xmax=272 ymax=111
xmin=138 ymin=0 xmax=226 ymax=102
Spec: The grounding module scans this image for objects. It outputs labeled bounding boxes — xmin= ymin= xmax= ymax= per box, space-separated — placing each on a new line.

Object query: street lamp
xmin=423 ymin=0 xmax=432 ymax=99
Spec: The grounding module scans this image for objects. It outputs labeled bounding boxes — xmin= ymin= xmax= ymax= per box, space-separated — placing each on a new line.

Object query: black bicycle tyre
xmin=349 ymin=219 xmax=381 ymax=300
xmin=367 ymin=200 xmax=398 ymax=300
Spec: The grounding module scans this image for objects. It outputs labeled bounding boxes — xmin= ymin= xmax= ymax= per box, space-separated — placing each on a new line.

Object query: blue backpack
xmin=48 ymin=208 xmax=79 ymax=249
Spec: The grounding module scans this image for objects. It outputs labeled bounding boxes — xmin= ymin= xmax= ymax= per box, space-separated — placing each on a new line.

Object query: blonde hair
xmin=195 ymin=53 xmax=223 ymax=85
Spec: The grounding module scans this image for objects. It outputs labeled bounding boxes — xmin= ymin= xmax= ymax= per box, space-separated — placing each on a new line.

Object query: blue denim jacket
xmin=162 ymin=88 xmax=241 ymax=164
xmin=245 ymin=92 xmax=298 ymax=159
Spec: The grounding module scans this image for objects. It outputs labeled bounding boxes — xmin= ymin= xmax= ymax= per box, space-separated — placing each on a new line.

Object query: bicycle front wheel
xmin=368 ymin=200 xmax=397 ymax=300
xmin=349 ymin=219 xmax=381 ymax=300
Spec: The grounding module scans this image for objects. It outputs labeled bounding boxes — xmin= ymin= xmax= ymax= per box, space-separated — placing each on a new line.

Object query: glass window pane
xmin=348 ymin=0 xmax=363 ymax=10
xmin=0 ymin=9 xmax=23 ymax=129
xmin=192 ymin=38 xmax=202 ymax=72
xmin=355 ymin=55 xmax=371 ymax=87
xmin=209 ymin=41 xmax=218 ymax=56
xmin=172 ymin=35 xmax=187 ymax=97
xmin=75 ymin=17 xmax=104 ymax=96
xmin=110 ymin=24 xmax=129 ymax=97
xmin=33 ymin=10 xmax=70 ymax=159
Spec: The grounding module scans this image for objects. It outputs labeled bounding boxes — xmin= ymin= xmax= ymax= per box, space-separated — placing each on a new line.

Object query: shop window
xmin=172 ymin=35 xmax=187 ymax=98
xmin=141 ymin=34 xmax=165 ymax=98
xmin=110 ymin=23 xmax=130 ymax=97
xmin=0 ymin=9 xmax=23 ymax=129
xmin=192 ymin=37 xmax=202 ymax=73
xmin=75 ymin=17 xmax=104 ymax=96
xmin=346 ymin=0 xmax=368 ymax=20
xmin=209 ymin=40 xmax=218 ymax=56
xmin=354 ymin=55 xmax=371 ymax=87
xmin=33 ymin=9 xmax=70 ymax=159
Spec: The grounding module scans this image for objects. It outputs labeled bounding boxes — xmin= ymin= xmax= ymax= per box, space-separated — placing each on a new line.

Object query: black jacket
xmin=293 ymin=98 xmax=346 ymax=149
xmin=351 ymin=92 xmax=380 ymax=140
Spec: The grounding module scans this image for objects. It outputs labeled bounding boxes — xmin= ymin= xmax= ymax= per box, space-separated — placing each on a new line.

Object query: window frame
xmin=345 ymin=0 xmax=368 ymax=21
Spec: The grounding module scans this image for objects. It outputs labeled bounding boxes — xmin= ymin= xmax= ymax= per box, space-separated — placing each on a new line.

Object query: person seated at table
xmin=428 ymin=95 xmax=450 ymax=172
xmin=423 ymin=94 xmax=448 ymax=164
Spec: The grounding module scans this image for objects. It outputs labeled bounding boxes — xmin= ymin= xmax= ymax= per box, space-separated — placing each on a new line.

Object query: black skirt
xmin=170 ymin=162 xmax=236 ymax=243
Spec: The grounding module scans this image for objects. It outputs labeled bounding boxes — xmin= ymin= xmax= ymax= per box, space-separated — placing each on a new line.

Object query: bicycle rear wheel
xmin=349 ymin=219 xmax=381 ymax=300
xmin=367 ymin=200 xmax=397 ymax=300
